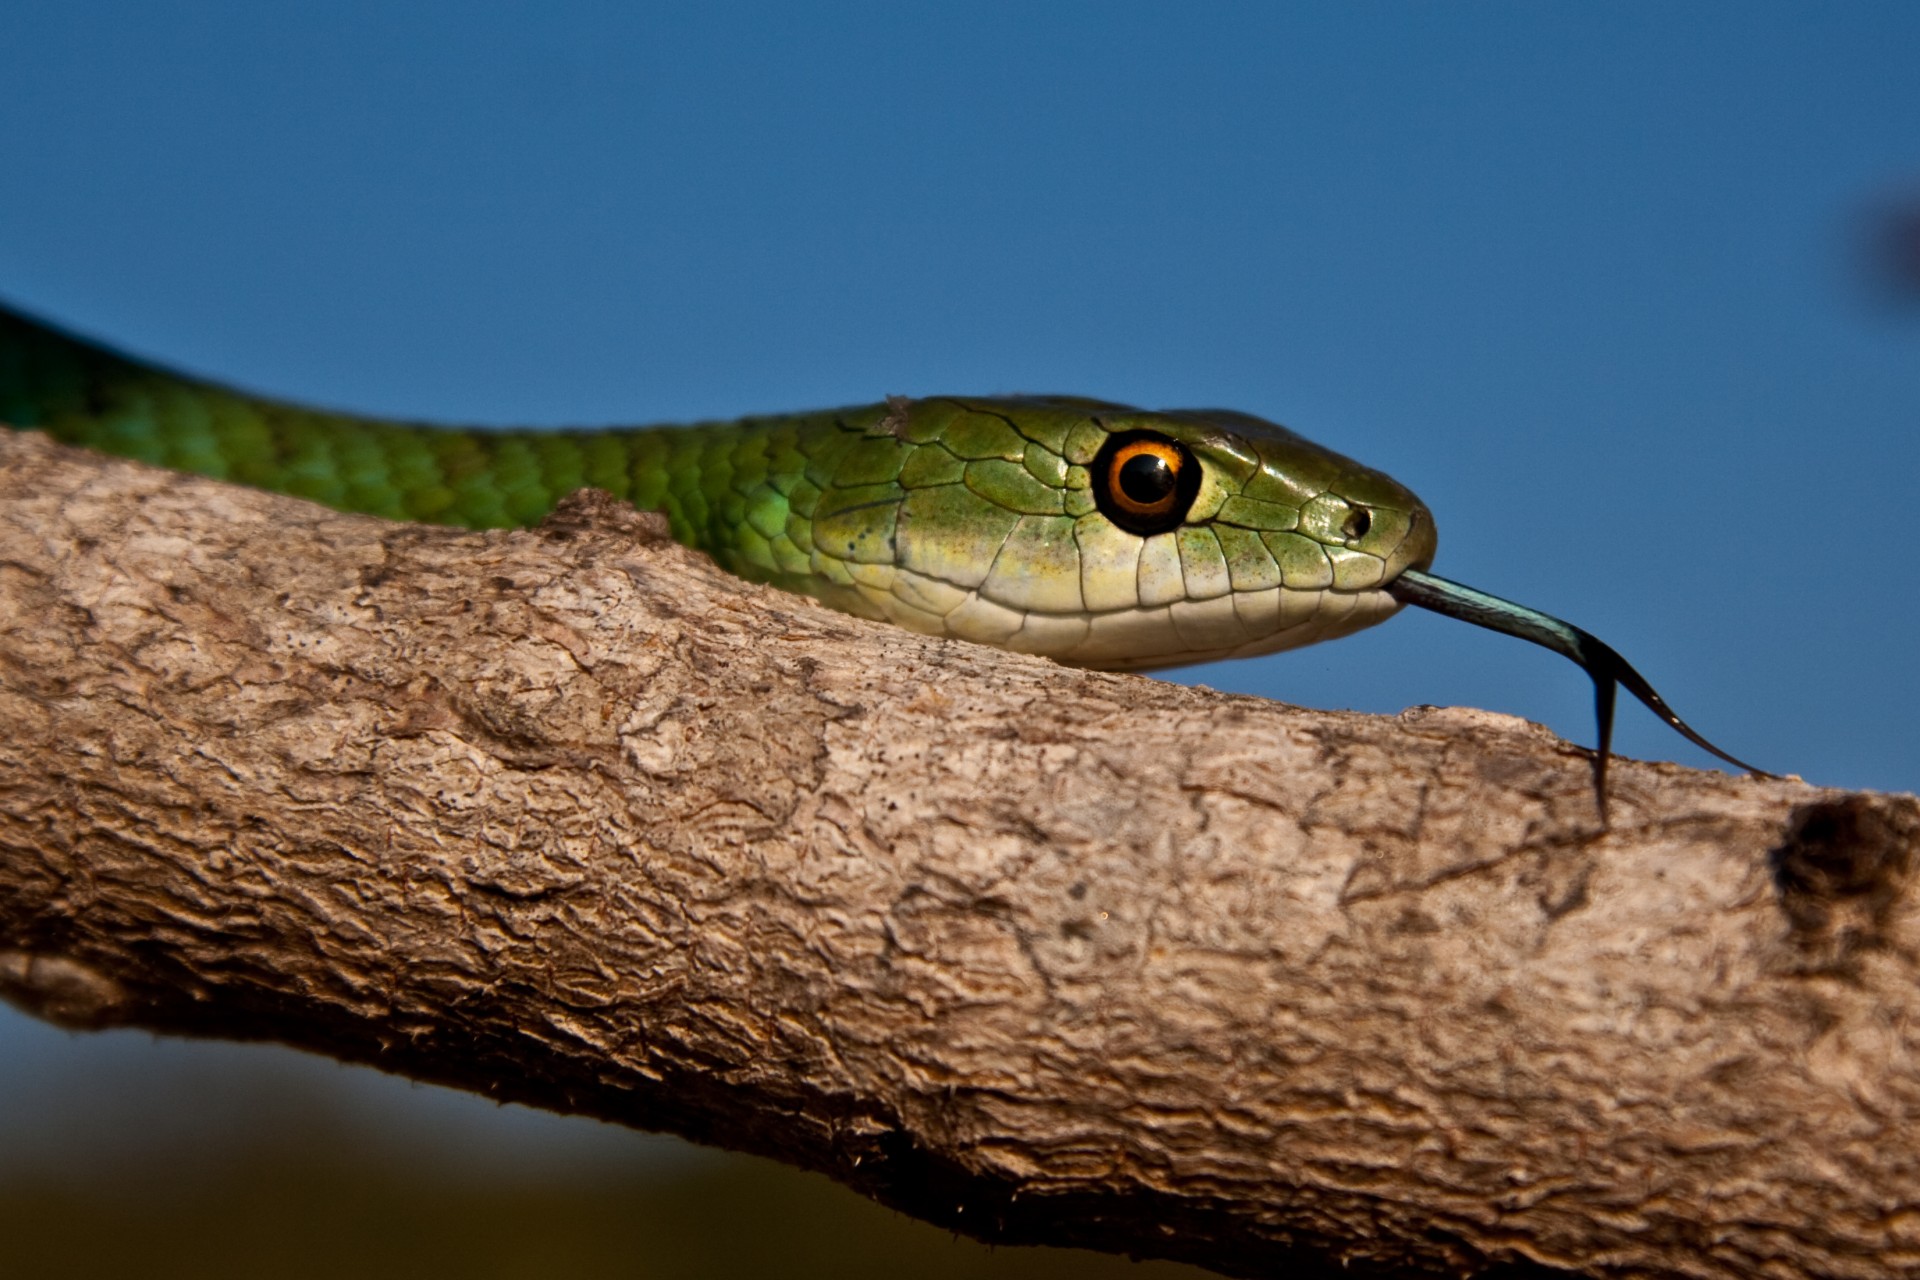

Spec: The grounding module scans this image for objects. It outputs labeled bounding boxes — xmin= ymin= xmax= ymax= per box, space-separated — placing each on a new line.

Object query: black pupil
xmin=1117 ymin=452 xmax=1176 ymax=506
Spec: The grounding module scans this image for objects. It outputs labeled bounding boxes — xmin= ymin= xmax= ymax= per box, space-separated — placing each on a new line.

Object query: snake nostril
xmin=1342 ymin=507 xmax=1372 ymax=541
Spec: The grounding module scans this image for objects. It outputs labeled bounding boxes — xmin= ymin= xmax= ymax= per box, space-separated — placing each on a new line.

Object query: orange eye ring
xmin=1092 ymin=431 xmax=1202 ymax=535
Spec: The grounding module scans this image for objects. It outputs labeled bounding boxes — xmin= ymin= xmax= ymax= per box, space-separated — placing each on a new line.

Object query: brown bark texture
xmin=0 ymin=426 xmax=1916 ymax=1280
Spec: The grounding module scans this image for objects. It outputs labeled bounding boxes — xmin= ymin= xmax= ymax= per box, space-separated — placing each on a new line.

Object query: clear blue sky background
xmin=3 ymin=0 xmax=1917 ymax=1170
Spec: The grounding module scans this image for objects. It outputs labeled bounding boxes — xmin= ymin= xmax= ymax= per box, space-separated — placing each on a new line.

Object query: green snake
xmin=0 ymin=302 xmax=1764 ymax=814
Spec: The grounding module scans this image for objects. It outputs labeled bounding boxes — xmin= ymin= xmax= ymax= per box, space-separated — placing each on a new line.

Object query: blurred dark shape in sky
xmin=1863 ymin=192 xmax=1920 ymax=306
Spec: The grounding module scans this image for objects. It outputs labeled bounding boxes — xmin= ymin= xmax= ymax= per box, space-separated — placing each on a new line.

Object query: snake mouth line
xmin=924 ymin=580 xmax=1407 ymax=673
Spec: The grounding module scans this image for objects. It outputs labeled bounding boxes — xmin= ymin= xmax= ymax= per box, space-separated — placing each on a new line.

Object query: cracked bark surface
xmin=1 ymin=426 xmax=1917 ymax=1280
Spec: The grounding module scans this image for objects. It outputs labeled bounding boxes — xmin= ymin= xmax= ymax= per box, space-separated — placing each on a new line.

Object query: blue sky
xmin=3 ymin=0 xmax=1918 ymax=1159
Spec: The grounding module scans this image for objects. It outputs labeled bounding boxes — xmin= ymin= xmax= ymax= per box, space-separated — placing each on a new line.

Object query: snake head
xmin=799 ymin=395 xmax=1437 ymax=671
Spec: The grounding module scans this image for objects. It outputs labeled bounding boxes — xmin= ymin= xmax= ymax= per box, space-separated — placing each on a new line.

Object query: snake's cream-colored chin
xmin=833 ymin=562 xmax=1404 ymax=672
xmin=1059 ymin=587 xmax=1404 ymax=672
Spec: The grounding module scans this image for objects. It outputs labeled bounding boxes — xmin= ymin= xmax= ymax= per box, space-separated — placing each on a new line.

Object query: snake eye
xmin=1093 ymin=431 xmax=1202 ymax=535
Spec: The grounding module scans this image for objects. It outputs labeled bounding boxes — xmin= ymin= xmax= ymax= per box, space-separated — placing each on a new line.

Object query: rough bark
xmin=0 ymin=426 xmax=1915 ymax=1280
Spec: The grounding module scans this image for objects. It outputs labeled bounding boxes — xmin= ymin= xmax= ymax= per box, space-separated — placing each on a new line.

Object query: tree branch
xmin=1 ymin=427 xmax=1915 ymax=1280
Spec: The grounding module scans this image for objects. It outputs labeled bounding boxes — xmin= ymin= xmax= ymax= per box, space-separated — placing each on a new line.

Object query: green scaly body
xmin=0 ymin=303 xmax=1436 ymax=671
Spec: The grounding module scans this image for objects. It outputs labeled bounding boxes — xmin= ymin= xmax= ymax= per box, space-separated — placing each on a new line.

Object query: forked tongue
xmin=1385 ymin=569 xmax=1770 ymax=823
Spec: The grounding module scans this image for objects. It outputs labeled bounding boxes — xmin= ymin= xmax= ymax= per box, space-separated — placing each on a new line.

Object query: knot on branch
xmin=0 ymin=950 xmax=136 ymax=1029
xmin=1771 ymin=794 xmax=1920 ymax=968
xmin=537 ymin=487 xmax=673 ymax=542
